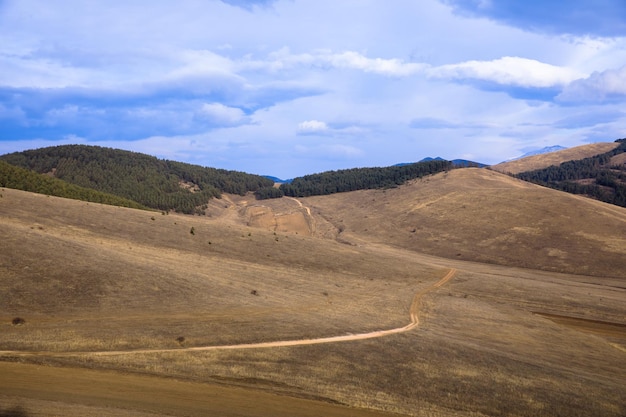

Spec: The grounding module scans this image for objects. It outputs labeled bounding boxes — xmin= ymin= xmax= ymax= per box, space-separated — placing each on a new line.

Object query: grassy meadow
xmin=1 ymin=166 xmax=625 ymax=416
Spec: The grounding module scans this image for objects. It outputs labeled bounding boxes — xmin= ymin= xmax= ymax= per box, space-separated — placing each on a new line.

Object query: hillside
xmin=1 ymin=186 xmax=624 ymax=417
xmin=515 ymin=140 xmax=626 ymax=207
xmin=277 ymin=159 xmax=452 ymax=198
xmin=236 ymin=168 xmax=626 ymax=279
xmin=491 ymin=142 xmax=620 ymax=174
xmin=0 ymin=145 xmax=274 ymax=214
xmin=0 ymin=160 xmax=146 ymax=209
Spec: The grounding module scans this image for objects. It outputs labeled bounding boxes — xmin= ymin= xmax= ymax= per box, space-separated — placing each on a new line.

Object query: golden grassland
xmin=1 ymin=168 xmax=625 ymax=417
xmin=491 ymin=142 xmax=620 ymax=174
xmin=298 ymin=168 xmax=626 ymax=278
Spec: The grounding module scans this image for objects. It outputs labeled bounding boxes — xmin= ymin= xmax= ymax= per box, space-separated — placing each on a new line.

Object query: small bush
xmin=176 ymin=336 xmax=185 ymax=345
xmin=250 ymin=290 xmax=259 ymax=296
xmin=190 ymin=227 xmax=195 ymax=235
xmin=12 ymin=317 xmax=25 ymax=326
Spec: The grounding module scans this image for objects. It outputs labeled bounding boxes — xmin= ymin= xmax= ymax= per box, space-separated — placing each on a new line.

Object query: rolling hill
xmin=0 ymin=144 xmax=274 ymax=214
xmin=491 ymin=141 xmax=621 ymax=174
xmin=1 ymin=177 xmax=625 ymax=416
xmin=235 ymin=167 xmax=626 ymax=279
xmin=0 ymin=160 xmax=147 ymax=209
xmin=514 ymin=140 xmax=626 ymax=207
xmin=1 ymin=144 xmax=626 ymax=416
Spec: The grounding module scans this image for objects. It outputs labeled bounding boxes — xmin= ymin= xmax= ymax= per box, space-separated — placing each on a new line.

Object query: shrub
xmin=11 ymin=317 xmax=25 ymax=326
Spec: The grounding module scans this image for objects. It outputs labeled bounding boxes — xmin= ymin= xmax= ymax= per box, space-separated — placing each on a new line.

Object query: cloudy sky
xmin=1 ymin=0 xmax=625 ymax=178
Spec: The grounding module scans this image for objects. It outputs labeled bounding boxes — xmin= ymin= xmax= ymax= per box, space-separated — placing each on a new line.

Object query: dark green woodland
xmin=0 ymin=145 xmax=273 ymax=214
xmin=272 ymin=160 xmax=453 ymax=198
xmin=2 ymin=140 xmax=625 ymax=212
xmin=515 ymin=139 xmax=626 ymax=208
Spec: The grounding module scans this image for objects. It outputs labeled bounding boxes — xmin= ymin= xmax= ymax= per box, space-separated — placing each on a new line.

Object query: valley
xmin=1 ymin=166 xmax=625 ymax=417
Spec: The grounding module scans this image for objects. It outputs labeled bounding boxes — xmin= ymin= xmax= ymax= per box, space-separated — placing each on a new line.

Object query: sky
xmin=1 ymin=0 xmax=625 ymax=178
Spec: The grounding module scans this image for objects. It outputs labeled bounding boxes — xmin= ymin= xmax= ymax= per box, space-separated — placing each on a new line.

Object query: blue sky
xmin=1 ymin=0 xmax=625 ymax=178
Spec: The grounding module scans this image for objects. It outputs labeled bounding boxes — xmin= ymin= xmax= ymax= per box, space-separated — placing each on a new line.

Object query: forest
xmin=4 ymin=140 xmax=625 ymax=212
xmin=0 ymin=160 xmax=146 ymax=209
xmin=268 ymin=159 xmax=453 ymax=198
xmin=515 ymin=139 xmax=626 ymax=207
xmin=0 ymin=145 xmax=274 ymax=214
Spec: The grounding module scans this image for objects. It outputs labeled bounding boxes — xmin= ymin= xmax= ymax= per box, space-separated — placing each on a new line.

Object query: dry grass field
xmin=1 ymin=168 xmax=625 ymax=416
xmin=491 ymin=142 xmax=620 ymax=174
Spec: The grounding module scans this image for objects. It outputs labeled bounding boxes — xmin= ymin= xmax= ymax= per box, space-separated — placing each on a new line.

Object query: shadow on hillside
xmin=0 ymin=406 xmax=29 ymax=417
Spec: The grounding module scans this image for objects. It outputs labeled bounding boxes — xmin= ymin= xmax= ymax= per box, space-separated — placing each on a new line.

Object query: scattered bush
xmin=250 ymin=290 xmax=259 ymax=296
xmin=11 ymin=317 xmax=25 ymax=326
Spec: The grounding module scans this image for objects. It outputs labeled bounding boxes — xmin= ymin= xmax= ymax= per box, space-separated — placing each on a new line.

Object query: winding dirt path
xmin=283 ymin=196 xmax=316 ymax=235
xmin=285 ymin=196 xmax=312 ymax=217
xmin=0 ymin=269 xmax=456 ymax=357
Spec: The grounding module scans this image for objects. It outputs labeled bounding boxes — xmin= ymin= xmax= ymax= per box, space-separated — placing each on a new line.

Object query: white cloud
xmin=220 ymin=0 xmax=279 ymax=11
xmin=325 ymin=51 xmax=425 ymax=77
xmin=429 ymin=56 xmax=585 ymax=88
xmin=196 ymin=103 xmax=248 ymax=126
xmin=557 ymin=65 xmax=626 ymax=103
xmin=297 ymin=119 xmax=328 ymax=134
xmin=242 ymin=48 xmax=426 ymax=77
xmin=2 ymin=0 xmax=626 ymax=178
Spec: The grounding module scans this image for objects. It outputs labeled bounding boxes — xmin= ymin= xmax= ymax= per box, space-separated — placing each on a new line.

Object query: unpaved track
xmin=285 ymin=196 xmax=316 ymax=233
xmin=0 ymin=269 xmax=456 ymax=357
xmin=286 ymin=196 xmax=312 ymax=217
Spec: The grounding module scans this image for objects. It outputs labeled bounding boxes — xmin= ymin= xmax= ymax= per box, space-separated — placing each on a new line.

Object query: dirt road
xmin=0 ymin=269 xmax=456 ymax=357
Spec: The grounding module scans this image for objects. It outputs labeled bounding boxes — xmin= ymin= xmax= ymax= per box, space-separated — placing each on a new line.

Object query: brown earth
xmin=0 ymin=361 xmax=398 ymax=417
xmin=491 ymin=142 xmax=620 ymax=174
xmin=1 ymin=174 xmax=625 ymax=417
xmin=250 ymin=168 xmax=626 ymax=278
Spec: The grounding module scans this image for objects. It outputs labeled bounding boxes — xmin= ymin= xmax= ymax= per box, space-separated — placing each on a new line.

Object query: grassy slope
xmin=1 ymin=182 xmax=625 ymax=417
xmin=491 ymin=142 xmax=620 ymax=174
xmin=298 ymin=168 xmax=626 ymax=278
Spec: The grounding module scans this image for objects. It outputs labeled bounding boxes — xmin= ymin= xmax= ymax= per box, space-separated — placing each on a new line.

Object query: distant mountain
xmin=509 ymin=145 xmax=567 ymax=161
xmin=0 ymin=145 xmax=274 ymax=214
xmin=398 ymin=157 xmax=486 ymax=168
xmin=263 ymin=175 xmax=292 ymax=184
xmin=449 ymin=159 xmax=487 ymax=168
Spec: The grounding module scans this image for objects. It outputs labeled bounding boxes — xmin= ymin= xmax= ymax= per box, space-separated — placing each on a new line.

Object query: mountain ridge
xmin=507 ymin=145 xmax=567 ymax=161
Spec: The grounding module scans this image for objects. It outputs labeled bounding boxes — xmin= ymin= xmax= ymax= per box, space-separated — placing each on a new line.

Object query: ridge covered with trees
xmin=0 ymin=160 xmax=147 ymax=209
xmin=0 ymin=145 xmax=274 ymax=214
xmin=257 ymin=159 xmax=454 ymax=198
xmin=515 ymin=139 xmax=626 ymax=207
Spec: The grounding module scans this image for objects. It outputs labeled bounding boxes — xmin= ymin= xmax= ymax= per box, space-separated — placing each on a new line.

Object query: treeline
xmin=516 ymin=139 xmax=626 ymax=207
xmin=0 ymin=145 xmax=274 ymax=214
xmin=256 ymin=159 xmax=453 ymax=199
xmin=0 ymin=160 xmax=147 ymax=209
